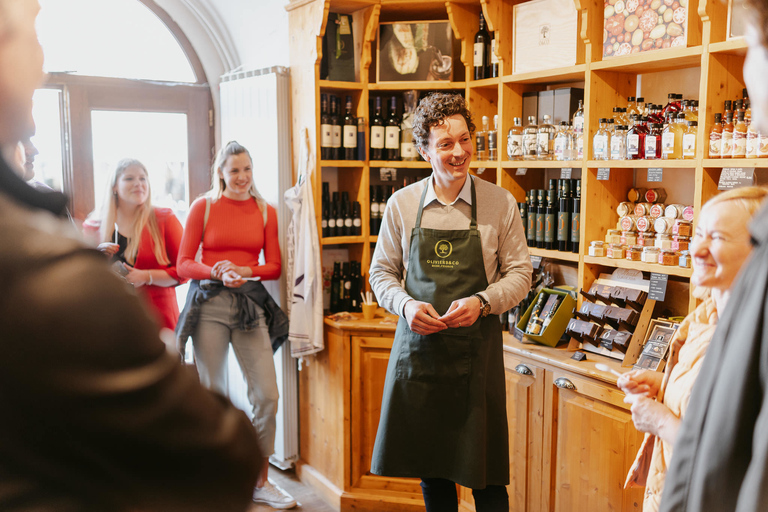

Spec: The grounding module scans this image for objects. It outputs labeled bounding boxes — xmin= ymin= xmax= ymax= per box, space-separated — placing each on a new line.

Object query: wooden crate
xmin=513 ymin=0 xmax=578 ymax=74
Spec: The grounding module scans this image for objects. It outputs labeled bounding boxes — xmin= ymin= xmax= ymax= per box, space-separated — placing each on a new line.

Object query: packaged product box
xmin=602 ymin=0 xmax=688 ymax=58
xmin=322 ymin=12 xmax=355 ymax=82
xmin=517 ymin=288 xmax=576 ymax=347
xmin=513 ymin=0 xmax=578 ymax=74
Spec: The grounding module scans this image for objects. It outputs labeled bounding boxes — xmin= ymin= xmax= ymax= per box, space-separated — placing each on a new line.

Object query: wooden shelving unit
xmin=286 ymin=0 xmax=764 ymax=510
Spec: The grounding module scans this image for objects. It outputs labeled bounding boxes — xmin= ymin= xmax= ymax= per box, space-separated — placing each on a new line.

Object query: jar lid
xmin=609 ymin=243 xmax=624 ymax=248
xmin=590 ymin=241 xmax=604 ymax=246
xmin=680 ymin=250 xmax=690 ymax=255
xmin=607 ymin=229 xmax=621 ymax=235
xmin=643 ymin=246 xmax=660 ymax=252
xmin=660 ymin=249 xmax=679 ymax=254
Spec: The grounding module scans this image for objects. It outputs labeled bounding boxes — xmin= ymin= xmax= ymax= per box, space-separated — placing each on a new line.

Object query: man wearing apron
xmin=369 ymin=93 xmax=533 ymax=511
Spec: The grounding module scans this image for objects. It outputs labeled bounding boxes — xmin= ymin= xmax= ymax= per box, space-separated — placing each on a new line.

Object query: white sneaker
xmin=252 ymin=480 xmax=297 ymax=509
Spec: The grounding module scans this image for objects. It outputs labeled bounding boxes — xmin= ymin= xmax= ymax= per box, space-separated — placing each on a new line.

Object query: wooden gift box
xmin=513 ymin=0 xmax=578 ymax=74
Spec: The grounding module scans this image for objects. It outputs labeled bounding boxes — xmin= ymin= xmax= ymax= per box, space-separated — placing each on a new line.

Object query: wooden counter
xmin=298 ymin=311 xmax=644 ymax=512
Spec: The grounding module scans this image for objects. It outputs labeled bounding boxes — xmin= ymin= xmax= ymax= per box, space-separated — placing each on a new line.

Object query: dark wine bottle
xmin=343 ymin=95 xmax=357 ymax=161
xmin=330 ymin=95 xmax=341 ymax=160
xmin=330 ymin=261 xmax=341 ymax=312
xmin=535 ymin=189 xmax=545 ymax=249
xmin=357 ymin=117 xmax=366 ymax=161
xmin=571 ymin=179 xmax=581 ymax=253
xmin=352 ymin=201 xmax=362 ymax=236
xmin=349 ymin=261 xmax=361 ymax=312
xmin=557 ymin=179 xmax=571 ymax=252
xmin=343 ymin=202 xmax=353 ymax=236
xmin=320 ymin=94 xmax=332 ymax=160
xmin=321 ymin=202 xmax=329 ymax=238
xmin=490 ymin=34 xmax=499 ymax=78
xmin=526 ymin=189 xmax=536 ymax=248
xmin=473 ymin=12 xmax=490 ymax=80
xmin=370 ymin=185 xmax=380 ymax=236
xmin=544 ymin=189 xmax=556 ymax=250
xmin=370 ymin=97 xmax=385 ymax=161
xmin=385 ymin=96 xmax=401 ymax=161
xmin=341 ymin=262 xmax=351 ymax=311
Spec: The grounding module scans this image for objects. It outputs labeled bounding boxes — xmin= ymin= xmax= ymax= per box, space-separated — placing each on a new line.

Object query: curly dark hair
xmin=412 ymin=93 xmax=475 ymax=152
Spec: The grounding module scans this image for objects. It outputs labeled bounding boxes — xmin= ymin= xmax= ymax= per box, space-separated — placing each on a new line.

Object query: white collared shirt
xmin=423 ymin=174 xmax=473 ymax=207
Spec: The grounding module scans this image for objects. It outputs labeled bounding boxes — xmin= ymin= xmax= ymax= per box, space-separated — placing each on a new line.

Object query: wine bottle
xmin=342 ymin=95 xmax=357 ymax=161
xmin=370 ymin=185 xmax=381 ymax=236
xmin=557 ymin=179 xmax=571 ymax=252
xmin=385 ymin=96 xmax=401 ymax=161
xmin=349 ymin=262 xmax=361 ymax=312
xmin=352 ymin=202 xmax=361 ymax=236
xmin=526 ymin=189 xmax=537 ymax=248
xmin=330 ymin=261 xmax=341 ymax=312
xmin=343 ymin=202 xmax=353 ymax=236
xmin=321 ymin=203 xmax=329 ymax=238
xmin=544 ymin=189 xmax=556 ymax=250
xmin=329 ymin=96 xmax=341 ymax=160
xmin=490 ymin=34 xmax=499 ymax=78
xmin=571 ymin=179 xmax=581 ymax=253
xmin=370 ymin=97 xmax=385 ymax=161
xmin=400 ymin=90 xmax=418 ymax=161
xmin=320 ymin=94 xmax=332 ymax=160
xmin=488 ymin=114 xmax=498 ymax=160
xmin=535 ymin=189 xmax=545 ymax=249
xmin=476 ymin=115 xmax=488 ymax=160
xmin=525 ymin=292 xmax=549 ymax=334
xmin=473 ymin=12 xmax=490 ymax=80
xmin=341 ymin=262 xmax=351 ymax=311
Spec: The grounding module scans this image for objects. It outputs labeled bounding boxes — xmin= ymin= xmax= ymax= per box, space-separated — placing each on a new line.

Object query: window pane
xmin=30 ymin=88 xmax=65 ymax=191
xmin=38 ymin=0 xmax=196 ymax=83
xmin=91 ymin=111 xmax=190 ymax=222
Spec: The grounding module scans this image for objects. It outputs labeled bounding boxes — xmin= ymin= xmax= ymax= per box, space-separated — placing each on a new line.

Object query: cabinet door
xmin=550 ymin=371 xmax=645 ymax=512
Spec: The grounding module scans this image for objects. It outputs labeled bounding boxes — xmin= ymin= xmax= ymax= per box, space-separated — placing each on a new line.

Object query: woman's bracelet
xmin=148 ymin=271 xmax=153 ymax=286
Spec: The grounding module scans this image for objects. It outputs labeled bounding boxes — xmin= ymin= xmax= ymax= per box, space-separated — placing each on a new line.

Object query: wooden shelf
xmin=528 ymin=247 xmax=580 ymax=262
xmin=368 ymin=81 xmax=465 ymax=91
xmin=468 ymin=76 xmax=500 ymax=88
xmin=470 ymin=160 xmax=500 ymax=167
xmin=585 ymin=160 xmax=697 ymax=168
xmin=501 ymin=64 xmax=587 ymax=85
xmin=320 ymin=160 xmax=365 ymax=167
xmin=701 ymin=158 xmax=768 ymax=167
xmin=583 ymin=255 xmax=693 ymax=278
xmin=590 ymin=46 xmax=703 ymax=73
xmin=501 ymin=160 xmax=583 ymax=169
xmin=709 ymin=38 xmax=748 ymax=56
xmin=369 ymin=160 xmax=430 ymax=168
xmin=319 ymin=80 xmax=365 ymax=90
xmin=321 ymin=236 xmax=367 ymax=245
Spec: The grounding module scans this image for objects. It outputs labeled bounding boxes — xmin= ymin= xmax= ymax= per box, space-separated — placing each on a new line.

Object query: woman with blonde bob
xmin=175 ymin=141 xmax=295 ymax=510
xmin=619 ymin=185 xmax=768 ymax=512
xmin=84 ymin=158 xmax=184 ymax=330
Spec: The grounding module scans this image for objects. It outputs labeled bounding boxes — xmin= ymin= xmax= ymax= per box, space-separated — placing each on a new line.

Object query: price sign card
xmin=718 ymin=167 xmax=756 ymax=190
xmin=649 ymin=272 xmax=669 ymax=302
xmin=530 ymin=255 xmax=542 ymax=269
xmin=516 ymin=167 xmax=528 ymax=176
xmin=597 ymin=168 xmax=611 ymax=181
xmin=560 ymin=168 xmax=573 ymax=179
xmin=647 ymin=168 xmax=663 ymax=182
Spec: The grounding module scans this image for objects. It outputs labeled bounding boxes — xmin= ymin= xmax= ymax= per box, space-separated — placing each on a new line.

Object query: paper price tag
xmin=530 ymin=255 xmax=542 ymax=269
xmin=718 ymin=167 xmax=756 ymax=190
xmin=649 ymin=272 xmax=669 ymax=301
xmin=516 ymin=168 xmax=528 ymax=176
xmin=560 ymin=168 xmax=573 ymax=179
xmin=597 ymin=168 xmax=610 ymax=180
xmin=647 ymin=168 xmax=663 ymax=182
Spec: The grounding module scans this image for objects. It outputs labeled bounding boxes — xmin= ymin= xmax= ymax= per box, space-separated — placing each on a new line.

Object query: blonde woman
xmin=83 ymin=158 xmax=184 ymax=330
xmin=175 ymin=141 xmax=294 ymax=510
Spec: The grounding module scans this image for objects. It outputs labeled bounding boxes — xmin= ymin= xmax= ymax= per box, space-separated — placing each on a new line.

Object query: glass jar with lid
xmin=621 ymin=231 xmax=638 ymax=246
xmin=607 ymin=243 xmax=625 ymax=259
xmin=626 ymin=245 xmax=643 ymax=261
xmin=659 ymin=249 xmax=679 ymax=266
xmin=655 ymin=233 xmax=673 ymax=249
xmin=679 ymin=250 xmax=692 ymax=268
xmin=642 ymin=246 xmax=660 ymax=263
xmin=588 ymin=241 xmax=606 ymax=257
xmin=605 ymin=229 xmax=622 ymax=244
xmin=673 ymin=219 xmax=693 ymax=237
xmin=672 ymin=235 xmax=691 ymax=251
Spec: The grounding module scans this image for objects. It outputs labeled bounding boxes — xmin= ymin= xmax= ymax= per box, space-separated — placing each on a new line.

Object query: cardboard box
xmin=603 ymin=0 xmax=688 ymax=58
xmin=554 ymin=88 xmax=584 ymax=124
xmin=322 ymin=12 xmax=355 ymax=82
xmin=377 ymin=21 xmax=457 ymax=82
xmin=514 ymin=0 xmax=578 ymax=74
xmin=517 ymin=288 xmax=576 ymax=347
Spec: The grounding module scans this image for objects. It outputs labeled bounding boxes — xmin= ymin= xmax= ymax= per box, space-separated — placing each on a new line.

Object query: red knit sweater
xmin=178 ymin=195 xmax=281 ymax=281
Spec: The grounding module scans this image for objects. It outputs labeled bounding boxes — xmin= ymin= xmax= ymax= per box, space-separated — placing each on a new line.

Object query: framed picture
xmin=377 ymin=21 xmax=457 ymax=83
xmin=633 ymin=319 xmax=679 ymax=372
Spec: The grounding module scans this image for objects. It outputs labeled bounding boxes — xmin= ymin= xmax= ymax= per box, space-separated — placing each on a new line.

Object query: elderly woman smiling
xmin=617 ymin=186 xmax=768 ymax=512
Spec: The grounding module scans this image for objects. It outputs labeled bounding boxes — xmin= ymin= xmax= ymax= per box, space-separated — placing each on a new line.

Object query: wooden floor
xmin=249 ymin=466 xmax=335 ymax=512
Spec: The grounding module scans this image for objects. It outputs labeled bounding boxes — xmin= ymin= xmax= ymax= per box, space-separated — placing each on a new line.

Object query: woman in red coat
xmin=84 ymin=158 xmax=184 ymax=331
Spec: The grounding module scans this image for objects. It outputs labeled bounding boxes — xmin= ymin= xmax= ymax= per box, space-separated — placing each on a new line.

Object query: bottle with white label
xmin=385 ymin=96 xmax=400 ymax=161
xmin=523 ymin=116 xmax=538 ymax=160
xmin=682 ymin=121 xmax=697 ymax=159
xmin=490 ymin=34 xmax=499 ymax=78
xmin=477 ymin=115 xmax=489 ymax=160
xmin=370 ymin=96 xmax=385 ymax=161
xmin=611 ymin=125 xmax=627 ymax=160
xmin=320 ymin=93 xmax=332 ymax=160
xmin=400 ymin=90 xmax=418 ymax=161
xmin=732 ymin=110 xmax=748 ymax=158
xmin=474 ymin=12 xmax=490 ymax=80
xmin=572 ymin=100 xmax=584 ymax=159
xmin=747 ymin=118 xmax=759 ymax=158
xmin=553 ymin=121 xmax=569 ymax=161
xmin=488 ymin=114 xmax=498 ymax=160
xmin=592 ymin=118 xmax=609 ymax=160
xmin=342 ymin=95 xmax=357 ymax=160
xmin=537 ymin=114 xmax=555 ymax=161
xmin=330 ymin=95 xmax=342 ymax=160
xmin=507 ymin=117 xmax=524 ymax=161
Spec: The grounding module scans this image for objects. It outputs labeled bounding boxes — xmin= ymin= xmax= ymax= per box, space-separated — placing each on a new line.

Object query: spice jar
xmin=645 ymin=187 xmax=667 ymax=203
xmin=672 ymin=235 xmax=691 ymax=251
xmin=636 ymin=216 xmax=652 ymax=232
xmin=654 ymin=216 xmax=674 ymax=234
xmin=626 ymin=245 xmax=643 ymax=261
xmin=679 ymin=250 xmax=692 ymax=268
xmin=659 ymin=249 xmax=679 ymax=266
xmin=627 ymin=188 xmax=647 ymax=202
xmin=589 ymin=241 xmax=606 ymax=257
xmin=621 ymin=231 xmax=638 ymax=246
xmin=605 ymin=229 xmax=622 ymax=244
xmin=642 ymin=246 xmax=660 ymax=263
xmin=620 ymin=216 xmax=637 ymax=232
xmin=673 ymin=220 xmax=693 ymax=237
xmin=650 ymin=203 xmax=666 ymax=218
xmin=607 ymin=243 xmax=625 ymax=259
xmin=682 ymin=205 xmax=695 ymax=221
xmin=665 ymin=204 xmax=685 ymax=219
xmin=637 ymin=233 xmax=656 ymax=247
xmin=617 ymin=202 xmax=634 ymax=217
xmin=634 ymin=202 xmax=653 ymax=216
xmin=655 ymin=233 xmax=673 ymax=249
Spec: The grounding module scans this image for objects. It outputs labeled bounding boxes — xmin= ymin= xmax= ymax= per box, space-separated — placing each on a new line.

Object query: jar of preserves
xmin=682 ymin=205 xmax=695 ymax=221
xmin=621 ymin=231 xmax=638 ymax=246
xmin=634 ymin=202 xmax=653 ymax=216
xmin=637 ymin=233 xmax=656 ymax=247
xmin=672 ymin=235 xmax=691 ymax=251
xmin=655 ymin=233 xmax=673 ymax=249
xmin=617 ymin=202 xmax=634 ymax=217
xmin=673 ymin=219 xmax=693 ymax=237
xmin=588 ymin=241 xmax=606 ymax=257
xmin=636 ymin=216 xmax=652 ymax=232
xmin=649 ymin=203 xmax=666 ymax=218
xmin=642 ymin=246 xmax=660 ymax=263
xmin=607 ymin=243 xmax=625 ymax=259
xmin=626 ymin=245 xmax=643 ymax=261
xmin=654 ymin=216 xmax=674 ymax=234
xmin=679 ymin=250 xmax=692 ymax=268
xmin=645 ymin=187 xmax=667 ymax=203
xmin=659 ymin=249 xmax=679 ymax=266
xmin=628 ymin=187 xmax=647 ymax=202
xmin=665 ymin=203 xmax=685 ymax=219
xmin=620 ymin=215 xmax=637 ymax=232
xmin=605 ymin=229 xmax=622 ymax=244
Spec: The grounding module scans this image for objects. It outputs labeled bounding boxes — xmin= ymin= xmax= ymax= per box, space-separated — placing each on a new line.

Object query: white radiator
xmin=219 ymin=67 xmax=298 ymax=469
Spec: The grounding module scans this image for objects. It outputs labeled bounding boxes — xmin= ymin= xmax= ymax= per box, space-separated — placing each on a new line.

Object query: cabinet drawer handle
xmin=554 ymin=377 xmax=576 ymax=390
xmin=514 ymin=364 xmax=533 ymax=376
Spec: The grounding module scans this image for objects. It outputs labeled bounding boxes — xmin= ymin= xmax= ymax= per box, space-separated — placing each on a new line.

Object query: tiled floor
xmin=249 ymin=466 xmax=335 ymax=512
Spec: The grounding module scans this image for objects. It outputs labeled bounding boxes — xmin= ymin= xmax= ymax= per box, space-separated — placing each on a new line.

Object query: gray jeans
xmin=192 ymin=290 xmax=278 ymax=457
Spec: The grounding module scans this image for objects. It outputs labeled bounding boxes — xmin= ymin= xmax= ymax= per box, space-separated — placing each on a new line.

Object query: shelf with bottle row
xmin=467 ymin=76 xmax=501 ymax=89
xmin=321 ymin=160 xmax=366 ymax=167
xmin=500 ymin=161 xmax=585 ymax=169
xmin=528 ymin=247 xmax=580 ymax=263
xmin=500 ymin=64 xmax=587 ymax=85
xmin=701 ymin=158 xmax=768 ymax=167
xmin=583 ymin=255 xmax=693 ymax=278
xmin=369 ymin=160 xmax=430 ymax=168
xmin=367 ymin=81 xmax=466 ymax=91
xmin=585 ymin=160 xmax=697 ymax=168
xmin=590 ymin=46 xmax=704 ymax=73
xmin=319 ymin=79 xmax=366 ymax=90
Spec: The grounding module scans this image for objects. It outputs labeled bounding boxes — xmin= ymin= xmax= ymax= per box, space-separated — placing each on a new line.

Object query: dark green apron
xmin=370 ymin=177 xmax=509 ymax=489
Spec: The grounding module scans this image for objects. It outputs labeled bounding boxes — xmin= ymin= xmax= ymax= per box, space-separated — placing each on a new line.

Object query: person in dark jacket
xmin=0 ymin=1 xmax=261 ymax=511
xmin=659 ymin=3 xmax=768 ymax=509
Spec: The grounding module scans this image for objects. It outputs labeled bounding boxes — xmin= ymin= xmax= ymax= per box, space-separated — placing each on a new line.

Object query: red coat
xmin=84 ymin=207 xmax=184 ymax=331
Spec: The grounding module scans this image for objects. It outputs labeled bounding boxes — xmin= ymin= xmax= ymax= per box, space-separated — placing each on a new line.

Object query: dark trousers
xmin=420 ymin=478 xmax=509 ymax=512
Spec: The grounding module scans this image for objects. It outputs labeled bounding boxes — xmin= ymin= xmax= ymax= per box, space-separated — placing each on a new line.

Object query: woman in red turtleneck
xmin=176 ymin=141 xmax=296 ymax=509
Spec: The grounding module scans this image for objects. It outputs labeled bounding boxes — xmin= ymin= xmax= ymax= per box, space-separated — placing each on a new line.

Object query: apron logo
xmin=435 ymin=240 xmax=453 ymax=258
